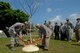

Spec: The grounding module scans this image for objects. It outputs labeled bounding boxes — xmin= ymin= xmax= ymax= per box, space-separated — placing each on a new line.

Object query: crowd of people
xmin=8 ymin=18 xmax=80 ymax=51
xmin=43 ymin=18 xmax=80 ymax=43
xmin=35 ymin=18 xmax=80 ymax=51
xmin=53 ymin=18 xmax=74 ymax=42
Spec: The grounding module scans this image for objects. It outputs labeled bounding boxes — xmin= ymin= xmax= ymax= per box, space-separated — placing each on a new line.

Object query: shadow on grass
xmin=6 ymin=44 xmax=23 ymax=49
xmin=71 ymin=43 xmax=80 ymax=46
xmin=37 ymin=45 xmax=44 ymax=49
xmin=72 ymin=40 xmax=77 ymax=42
xmin=6 ymin=44 xmax=11 ymax=49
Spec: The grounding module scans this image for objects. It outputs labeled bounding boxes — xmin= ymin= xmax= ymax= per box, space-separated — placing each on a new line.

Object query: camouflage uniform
xmin=9 ymin=22 xmax=24 ymax=48
xmin=75 ymin=21 xmax=80 ymax=42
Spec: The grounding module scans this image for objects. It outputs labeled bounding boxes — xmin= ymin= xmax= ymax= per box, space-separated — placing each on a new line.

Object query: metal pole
xmin=29 ymin=22 xmax=32 ymax=44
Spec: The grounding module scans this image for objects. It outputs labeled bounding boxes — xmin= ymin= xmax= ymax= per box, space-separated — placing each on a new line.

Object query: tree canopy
xmin=0 ymin=1 xmax=29 ymax=37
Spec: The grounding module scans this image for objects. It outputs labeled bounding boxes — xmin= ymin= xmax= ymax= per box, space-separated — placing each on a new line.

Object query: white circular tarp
xmin=0 ymin=30 xmax=3 ymax=33
xmin=22 ymin=44 xmax=39 ymax=52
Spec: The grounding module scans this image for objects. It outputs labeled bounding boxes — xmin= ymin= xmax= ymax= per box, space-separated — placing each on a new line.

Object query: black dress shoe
xmin=43 ymin=49 xmax=48 ymax=51
xmin=38 ymin=45 xmax=44 ymax=49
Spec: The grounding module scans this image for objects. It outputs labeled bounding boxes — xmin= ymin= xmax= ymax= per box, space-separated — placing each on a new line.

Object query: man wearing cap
xmin=36 ymin=24 xmax=52 ymax=51
xmin=9 ymin=22 xmax=26 ymax=50
xmin=74 ymin=18 xmax=80 ymax=42
xmin=65 ymin=18 xmax=73 ymax=42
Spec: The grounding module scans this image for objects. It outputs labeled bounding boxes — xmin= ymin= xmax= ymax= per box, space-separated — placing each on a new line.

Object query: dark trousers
xmin=61 ymin=32 xmax=65 ymax=40
xmin=75 ymin=29 xmax=80 ymax=42
xmin=54 ymin=32 xmax=59 ymax=40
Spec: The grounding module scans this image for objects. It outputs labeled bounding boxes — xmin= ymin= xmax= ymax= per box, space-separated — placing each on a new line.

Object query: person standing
xmin=60 ymin=23 xmax=66 ymax=40
xmin=47 ymin=21 xmax=54 ymax=38
xmin=44 ymin=20 xmax=48 ymax=26
xmin=74 ymin=18 xmax=80 ymax=42
xmin=9 ymin=22 xmax=26 ymax=50
xmin=65 ymin=19 xmax=73 ymax=42
xmin=36 ymin=24 xmax=52 ymax=51
xmin=54 ymin=22 xmax=60 ymax=40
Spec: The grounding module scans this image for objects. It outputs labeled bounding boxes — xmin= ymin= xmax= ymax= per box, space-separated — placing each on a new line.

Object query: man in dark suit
xmin=54 ymin=22 xmax=60 ymax=40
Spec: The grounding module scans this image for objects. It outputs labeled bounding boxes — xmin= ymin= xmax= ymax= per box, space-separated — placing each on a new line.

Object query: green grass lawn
xmin=0 ymin=33 xmax=80 ymax=53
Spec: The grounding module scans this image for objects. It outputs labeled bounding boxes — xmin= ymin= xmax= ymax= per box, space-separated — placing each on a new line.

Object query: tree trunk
xmin=2 ymin=28 xmax=10 ymax=37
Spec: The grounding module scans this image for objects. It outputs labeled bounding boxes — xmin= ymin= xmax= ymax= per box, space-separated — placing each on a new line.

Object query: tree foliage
xmin=0 ymin=1 xmax=29 ymax=37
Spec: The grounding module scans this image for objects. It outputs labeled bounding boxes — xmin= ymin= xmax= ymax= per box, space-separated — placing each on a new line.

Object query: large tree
xmin=0 ymin=2 xmax=29 ymax=37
